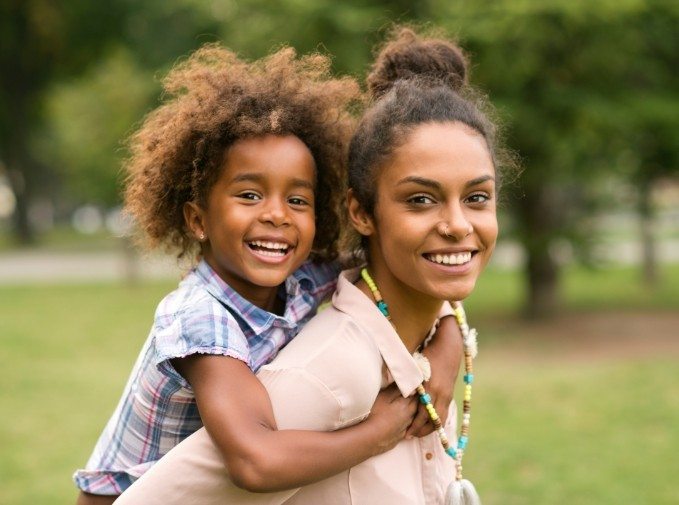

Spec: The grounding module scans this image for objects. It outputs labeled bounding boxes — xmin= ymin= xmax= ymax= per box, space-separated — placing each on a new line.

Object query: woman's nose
xmin=439 ymin=205 xmax=473 ymax=240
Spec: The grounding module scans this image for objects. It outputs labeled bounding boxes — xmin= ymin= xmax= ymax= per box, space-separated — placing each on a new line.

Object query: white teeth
xmin=257 ymin=249 xmax=285 ymax=257
xmin=425 ymin=252 xmax=472 ymax=265
xmin=249 ymin=240 xmax=289 ymax=251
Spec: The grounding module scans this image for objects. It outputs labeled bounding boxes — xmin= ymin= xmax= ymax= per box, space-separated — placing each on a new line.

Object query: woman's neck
xmin=358 ymin=264 xmax=444 ymax=353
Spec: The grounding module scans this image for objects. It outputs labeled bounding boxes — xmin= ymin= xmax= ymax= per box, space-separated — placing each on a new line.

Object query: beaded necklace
xmin=361 ymin=268 xmax=481 ymax=505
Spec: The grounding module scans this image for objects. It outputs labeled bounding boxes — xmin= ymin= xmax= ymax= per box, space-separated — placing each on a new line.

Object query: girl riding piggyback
xmin=74 ymin=42 xmax=461 ymax=504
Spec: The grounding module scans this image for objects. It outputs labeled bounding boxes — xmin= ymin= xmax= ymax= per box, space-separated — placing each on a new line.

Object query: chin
xmin=432 ymin=280 xmax=477 ymax=302
xmin=247 ymin=269 xmax=288 ymax=287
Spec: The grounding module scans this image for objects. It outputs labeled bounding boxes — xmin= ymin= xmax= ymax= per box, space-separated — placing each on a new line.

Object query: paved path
xmin=0 ymin=250 xmax=182 ymax=284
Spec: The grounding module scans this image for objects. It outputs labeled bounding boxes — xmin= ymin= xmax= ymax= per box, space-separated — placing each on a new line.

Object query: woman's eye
xmin=466 ymin=193 xmax=490 ymax=204
xmin=407 ymin=194 xmax=436 ymax=205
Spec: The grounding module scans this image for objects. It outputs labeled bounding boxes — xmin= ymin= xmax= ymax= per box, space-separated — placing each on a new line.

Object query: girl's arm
xmin=407 ymin=314 xmax=463 ymax=437
xmin=172 ymin=355 xmax=416 ymax=493
xmin=75 ymin=492 xmax=116 ymax=505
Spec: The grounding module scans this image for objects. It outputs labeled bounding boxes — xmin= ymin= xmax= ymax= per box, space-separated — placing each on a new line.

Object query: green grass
xmin=0 ymin=267 xmax=677 ymax=504
xmin=464 ymin=262 xmax=679 ymax=316
xmin=0 ymin=282 xmax=172 ymax=504
xmin=466 ymin=357 xmax=679 ymax=504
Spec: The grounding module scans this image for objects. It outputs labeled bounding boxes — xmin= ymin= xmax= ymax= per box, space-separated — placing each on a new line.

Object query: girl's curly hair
xmin=124 ymin=43 xmax=361 ymax=262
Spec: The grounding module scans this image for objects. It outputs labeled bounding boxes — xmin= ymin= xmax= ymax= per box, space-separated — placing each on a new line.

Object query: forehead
xmin=220 ymin=134 xmax=316 ymax=185
xmin=383 ymin=122 xmax=494 ymax=185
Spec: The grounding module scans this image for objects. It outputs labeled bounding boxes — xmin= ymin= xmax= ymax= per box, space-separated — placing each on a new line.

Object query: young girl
xmin=74 ymin=43 xmax=462 ymax=503
xmin=114 ymin=27 xmax=514 ymax=504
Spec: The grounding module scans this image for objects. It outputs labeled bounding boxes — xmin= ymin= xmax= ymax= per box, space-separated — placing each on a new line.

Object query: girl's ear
xmin=347 ymin=189 xmax=375 ymax=237
xmin=184 ymin=201 xmax=207 ymax=241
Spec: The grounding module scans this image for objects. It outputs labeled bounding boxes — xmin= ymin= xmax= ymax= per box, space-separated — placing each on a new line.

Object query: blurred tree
xmin=606 ymin=2 xmax=679 ymax=286
xmin=36 ymin=0 xmax=399 ymax=203
xmin=37 ymin=50 xmax=155 ymax=207
xmin=0 ymin=0 xmax=129 ymax=243
xmin=440 ymin=0 xmax=679 ymax=316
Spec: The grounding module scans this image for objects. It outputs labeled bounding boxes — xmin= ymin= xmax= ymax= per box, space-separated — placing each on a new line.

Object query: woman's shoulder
xmin=260 ymin=306 xmax=383 ymax=426
xmin=278 ymin=305 xmax=378 ymax=363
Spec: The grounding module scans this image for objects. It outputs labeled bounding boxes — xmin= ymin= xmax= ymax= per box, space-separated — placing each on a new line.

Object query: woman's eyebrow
xmin=396 ymin=174 xmax=495 ymax=189
xmin=396 ymin=176 xmax=441 ymax=190
xmin=465 ymin=175 xmax=495 ymax=188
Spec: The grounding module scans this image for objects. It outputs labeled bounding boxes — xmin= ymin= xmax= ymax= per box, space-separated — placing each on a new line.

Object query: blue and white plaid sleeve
xmin=153 ymin=292 xmax=252 ymax=385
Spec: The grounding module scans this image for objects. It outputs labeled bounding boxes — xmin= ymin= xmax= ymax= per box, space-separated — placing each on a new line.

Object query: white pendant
xmin=445 ymin=479 xmax=481 ymax=505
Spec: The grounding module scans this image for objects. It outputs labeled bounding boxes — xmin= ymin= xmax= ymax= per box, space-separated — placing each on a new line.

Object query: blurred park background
xmin=1 ymin=1 xmax=677 ymax=504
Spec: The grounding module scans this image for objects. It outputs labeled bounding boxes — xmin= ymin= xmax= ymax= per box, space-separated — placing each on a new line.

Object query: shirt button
xmin=425 ymin=452 xmax=433 ymax=460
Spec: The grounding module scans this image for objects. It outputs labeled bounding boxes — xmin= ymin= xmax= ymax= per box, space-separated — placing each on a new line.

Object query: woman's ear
xmin=183 ymin=201 xmax=207 ymax=241
xmin=347 ymin=189 xmax=375 ymax=237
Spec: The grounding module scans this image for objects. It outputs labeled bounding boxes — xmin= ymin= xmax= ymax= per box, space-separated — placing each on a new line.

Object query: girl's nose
xmin=259 ymin=199 xmax=290 ymax=227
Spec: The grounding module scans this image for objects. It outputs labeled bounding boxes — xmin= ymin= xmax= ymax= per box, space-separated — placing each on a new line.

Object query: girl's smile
xmin=185 ymin=134 xmax=317 ymax=310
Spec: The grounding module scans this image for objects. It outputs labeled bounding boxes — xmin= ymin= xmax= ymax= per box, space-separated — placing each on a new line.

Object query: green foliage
xmin=37 ymin=50 xmax=156 ymax=206
xmin=3 ymin=0 xmax=677 ymax=313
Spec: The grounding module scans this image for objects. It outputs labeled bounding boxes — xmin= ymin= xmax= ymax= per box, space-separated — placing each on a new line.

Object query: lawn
xmin=1 ymin=265 xmax=677 ymax=504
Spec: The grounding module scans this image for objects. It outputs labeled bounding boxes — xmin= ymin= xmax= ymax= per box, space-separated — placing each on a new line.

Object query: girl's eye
xmin=407 ymin=194 xmax=436 ymax=205
xmin=466 ymin=193 xmax=490 ymax=204
xmin=237 ymin=192 xmax=261 ymax=201
xmin=288 ymin=196 xmax=311 ymax=207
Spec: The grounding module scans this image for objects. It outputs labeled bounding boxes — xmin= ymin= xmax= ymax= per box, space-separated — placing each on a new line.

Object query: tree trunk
xmin=514 ymin=182 xmax=561 ymax=319
xmin=525 ymin=244 xmax=560 ymax=318
xmin=638 ymin=180 xmax=657 ymax=287
xmin=121 ymin=235 xmax=140 ymax=286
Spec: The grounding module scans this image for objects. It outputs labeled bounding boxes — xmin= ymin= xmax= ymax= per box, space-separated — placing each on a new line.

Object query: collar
xmin=192 ymin=259 xmax=301 ymax=333
xmin=331 ymin=267 xmax=424 ymax=397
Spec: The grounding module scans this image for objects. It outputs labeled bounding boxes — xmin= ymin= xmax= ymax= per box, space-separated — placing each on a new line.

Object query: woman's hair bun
xmin=367 ymin=27 xmax=468 ymax=99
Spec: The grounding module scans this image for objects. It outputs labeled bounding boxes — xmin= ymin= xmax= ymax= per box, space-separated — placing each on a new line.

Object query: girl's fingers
xmin=406 ymin=405 xmax=433 ymax=438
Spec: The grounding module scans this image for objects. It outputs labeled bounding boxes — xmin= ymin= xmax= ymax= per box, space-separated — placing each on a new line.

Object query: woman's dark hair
xmin=348 ymin=27 xmax=514 ymax=220
xmin=124 ymin=44 xmax=361 ymax=262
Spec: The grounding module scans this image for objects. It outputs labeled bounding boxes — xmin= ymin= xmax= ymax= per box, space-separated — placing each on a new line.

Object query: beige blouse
xmin=116 ymin=268 xmax=456 ymax=504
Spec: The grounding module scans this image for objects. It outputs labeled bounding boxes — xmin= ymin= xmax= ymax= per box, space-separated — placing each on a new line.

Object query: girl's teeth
xmin=426 ymin=252 xmax=472 ymax=265
xmin=257 ymin=249 xmax=284 ymax=257
xmin=250 ymin=240 xmax=288 ymax=251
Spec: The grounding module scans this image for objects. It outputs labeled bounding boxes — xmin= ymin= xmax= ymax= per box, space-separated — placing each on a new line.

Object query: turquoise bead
xmin=464 ymin=373 xmax=474 ymax=384
xmin=377 ymin=301 xmax=389 ymax=316
xmin=458 ymin=436 xmax=468 ymax=449
xmin=445 ymin=447 xmax=457 ymax=458
xmin=420 ymin=393 xmax=432 ymax=404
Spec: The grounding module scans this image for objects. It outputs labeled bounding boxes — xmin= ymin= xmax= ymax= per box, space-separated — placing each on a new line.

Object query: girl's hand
xmin=365 ymin=384 xmax=418 ymax=455
xmin=407 ymin=314 xmax=463 ymax=438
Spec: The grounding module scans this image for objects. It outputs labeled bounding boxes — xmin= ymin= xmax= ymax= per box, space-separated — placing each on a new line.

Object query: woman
xmin=116 ymin=27 xmax=512 ymax=504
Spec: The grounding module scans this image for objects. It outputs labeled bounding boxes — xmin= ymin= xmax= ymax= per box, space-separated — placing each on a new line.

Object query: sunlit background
xmin=1 ymin=1 xmax=677 ymax=504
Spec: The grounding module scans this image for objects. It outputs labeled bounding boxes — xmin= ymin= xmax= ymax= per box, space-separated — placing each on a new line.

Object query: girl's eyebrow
xmin=230 ymin=172 xmax=314 ymax=190
xmin=396 ymin=174 xmax=495 ymax=189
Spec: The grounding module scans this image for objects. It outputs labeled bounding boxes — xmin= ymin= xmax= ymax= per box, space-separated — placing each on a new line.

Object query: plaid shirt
xmin=74 ymin=259 xmax=339 ymax=495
